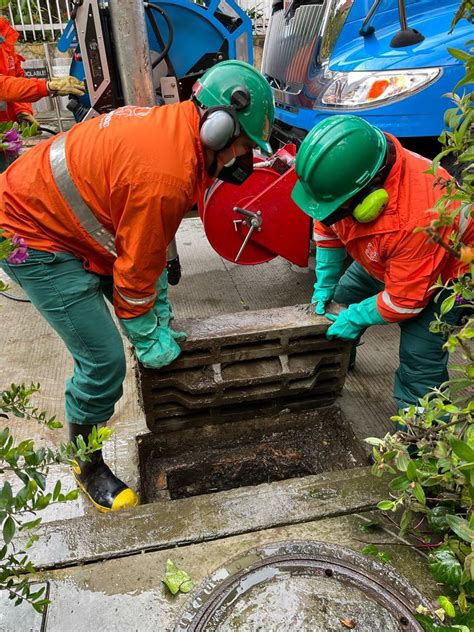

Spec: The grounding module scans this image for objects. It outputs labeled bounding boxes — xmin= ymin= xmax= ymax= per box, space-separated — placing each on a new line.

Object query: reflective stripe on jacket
xmin=0 ymin=100 xmax=212 ymax=318
xmin=0 ymin=18 xmax=49 ymax=122
xmin=313 ymin=134 xmax=473 ymax=322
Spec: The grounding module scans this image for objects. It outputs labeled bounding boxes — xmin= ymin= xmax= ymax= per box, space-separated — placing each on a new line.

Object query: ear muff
xmin=199 ymin=106 xmax=240 ymax=151
xmin=353 ymin=187 xmax=389 ymax=223
xmin=198 ymin=86 xmax=250 ymax=152
xmin=351 ymin=137 xmax=396 ymax=223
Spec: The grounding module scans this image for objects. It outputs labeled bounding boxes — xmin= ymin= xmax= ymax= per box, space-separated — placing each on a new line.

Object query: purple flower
xmin=1 ymin=127 xmax=23 ymax=156
xmin=455 ymin=294 xmax=468 ymax=305
xmin=4 ymin=128 xmax=20 ymax=143
xmin=7 ymin=235 xmax=29 ymax=264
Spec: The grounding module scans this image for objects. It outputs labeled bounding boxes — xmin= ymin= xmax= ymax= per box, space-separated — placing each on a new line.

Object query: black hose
xmin=0 ymin=291 xmax=30 ymax=302
xmin=145 ymin=2 xmax=174 ymax=70
xmin=38 ymin=125 xmax=58 ymax=135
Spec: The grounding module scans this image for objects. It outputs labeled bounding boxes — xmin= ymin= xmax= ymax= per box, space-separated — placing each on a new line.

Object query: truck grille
xmin=261 ymin=4 xmax=325 ymax=93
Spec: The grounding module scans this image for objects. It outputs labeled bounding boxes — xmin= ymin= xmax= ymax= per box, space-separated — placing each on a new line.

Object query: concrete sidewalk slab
xmin=2 ymin=512 xmax=438 ymax=632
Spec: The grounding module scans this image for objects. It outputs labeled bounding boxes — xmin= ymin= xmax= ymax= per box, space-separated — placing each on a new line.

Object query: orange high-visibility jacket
xmin=0 ymin=100 xmax=211 ymax=318
xmin=313 ymin=134 xmax=473 ymax=322
xmin=0 ymin=18 xmax=49 ymax=122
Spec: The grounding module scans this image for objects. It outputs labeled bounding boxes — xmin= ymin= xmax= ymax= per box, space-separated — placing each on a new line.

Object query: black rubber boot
xmin=69 ymin=423 xmax=139 ymax=513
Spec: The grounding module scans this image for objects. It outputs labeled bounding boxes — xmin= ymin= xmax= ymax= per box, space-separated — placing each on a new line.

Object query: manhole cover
xmin=175 ymin=542 xmax=428 ymax=632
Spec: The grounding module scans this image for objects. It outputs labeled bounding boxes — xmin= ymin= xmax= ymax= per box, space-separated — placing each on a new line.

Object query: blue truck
xmin=262 ymin=0 xmax=472 ymax=150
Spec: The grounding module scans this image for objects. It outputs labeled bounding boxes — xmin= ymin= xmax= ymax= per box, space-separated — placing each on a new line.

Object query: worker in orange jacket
xmin=292 ymin=115 xmax=472 ymax=412
xmin=0 ymin=1 xmax=84 ymax=129
xmin=0 ymin=60 xmax=275 ymax=512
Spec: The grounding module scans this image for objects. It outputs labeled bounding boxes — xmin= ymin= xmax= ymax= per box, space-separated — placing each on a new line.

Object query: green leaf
xmin=445 ymin=515 xmax=474 ymax=544
xmin=32 ymin=598 xmax=50 ymax=613
xmin=2 ymin=516 xmax=15 ymax=544
xmin=359 ymin=520 xmax=382 ymax=534
xmin=21 ymin=517 xmax=42 ymax=531
xmin=162 ymin=559 xmax=193 ymax=596
xmin=362 ymin=544 xmax=378 ymax=556
xmin=447 ymin=47 xmax=472 ymax=62
xmin=362 ymin=544 xmax=391 ymax=565
xmin=415 ymin=613 xmax=463 ymax=632
xmin=450 ymin=437 xmax=474 ymax=463
xmin=406 ymin=460 xmax=418 ymax=482
xmin=0 ymin=427 xmax=9 ymax=447
xmin=440 ymin=294 xmax=456 ymax=316
xmin=389 ymin=475 xmax=410 ymax=491
xmin=427 ymin=506 xmax=451 ymax=534
xmin=377 ymin=500 xmax=395 ymax=511
xmin=395 ymin=451 xmax=411 ymax=472
xmin=365 ymin=437 xmax=384 ymax=447
xmin=53 ymin=480 xmax=62 ymax=501
xmin=428 ymin=547 xmax=463 ymax=587
xmin=438 ymin=596 xmax=456 ymax=618
xmin=413 ymin=483 xmax=426 ymax=505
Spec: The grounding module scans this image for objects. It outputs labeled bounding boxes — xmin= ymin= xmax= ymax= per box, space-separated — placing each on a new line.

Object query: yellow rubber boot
xmin=69 ymin=423 xmax=139 ymax=513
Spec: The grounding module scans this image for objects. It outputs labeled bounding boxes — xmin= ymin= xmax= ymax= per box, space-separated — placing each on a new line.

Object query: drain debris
xmin=138 ymin=406 xmax=367 ymax=502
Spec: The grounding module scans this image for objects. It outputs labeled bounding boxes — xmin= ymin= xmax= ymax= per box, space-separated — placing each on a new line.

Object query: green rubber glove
xmin=120 ymin=310 xmax=181 ymax=369
xmin=312 ymin=247 xmax=347 ymax=315
xmin=153 ymin=269 xmax=187 ymax=342
xmin=326 ymin=295 xmax=386 ymax=341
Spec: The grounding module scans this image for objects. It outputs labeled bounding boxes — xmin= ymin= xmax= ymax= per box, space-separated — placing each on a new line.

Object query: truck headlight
xmin=319 ymin=68 xmax=441 ymax=109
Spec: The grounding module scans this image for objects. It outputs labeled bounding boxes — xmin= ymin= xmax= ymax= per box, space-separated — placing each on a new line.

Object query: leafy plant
xmin=0 ymin=384 xmax=111 ymax=612
xmin=366 ymin=36 xmax=473 ymax=631
xmin=361 ymin=543 xmax=392 ymax=565
xmin=162 ymin=559 xmax=193 ymax=595
xmin=1 ymin=240 xmax=111 ymax=612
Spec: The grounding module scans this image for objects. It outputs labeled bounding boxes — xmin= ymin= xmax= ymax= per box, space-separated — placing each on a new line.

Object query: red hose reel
xmin=201 ymin=144 xmax=311 ymax=267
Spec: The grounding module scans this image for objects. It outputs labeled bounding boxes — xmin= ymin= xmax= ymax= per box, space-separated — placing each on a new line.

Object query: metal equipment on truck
xmin=59 ymin=0 xmax=253 ymax=121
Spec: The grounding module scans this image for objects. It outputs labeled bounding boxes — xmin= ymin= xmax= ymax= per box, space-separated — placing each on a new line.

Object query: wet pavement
xmin=0 ymin=218 xmax=439 ymax=630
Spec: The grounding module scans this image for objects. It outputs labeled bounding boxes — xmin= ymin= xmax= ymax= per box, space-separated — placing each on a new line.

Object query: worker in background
xmin=0 ymin=0 xmax=84 ymax=129
xmin=0 ymin=60 xmax=274 ymax=513
xmin=292 ymin=115 xmax=472 ymax=413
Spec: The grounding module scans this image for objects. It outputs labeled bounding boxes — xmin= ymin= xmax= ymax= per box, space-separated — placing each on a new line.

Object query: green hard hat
xmin=193 ymin=60 xmax=275 ymax=154
xmin=291 ymin=115 xmax=387 ymax=221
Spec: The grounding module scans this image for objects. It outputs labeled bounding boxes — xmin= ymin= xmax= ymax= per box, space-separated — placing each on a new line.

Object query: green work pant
xmin=1 ymin=249 xmax=126 ymax=424
xmin=333 ymin=261 xmax=461 ymax=409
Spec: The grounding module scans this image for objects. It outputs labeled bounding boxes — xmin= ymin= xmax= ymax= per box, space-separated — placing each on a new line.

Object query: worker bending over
xmin=0 ymin=60 xmax=275 ymax=512
xmin=292 ymin=115 xmax=472 ymax=411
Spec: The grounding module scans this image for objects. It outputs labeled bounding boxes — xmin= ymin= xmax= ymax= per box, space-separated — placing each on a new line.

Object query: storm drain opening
xmin=137 ymin=405 xmax=368 ymax=503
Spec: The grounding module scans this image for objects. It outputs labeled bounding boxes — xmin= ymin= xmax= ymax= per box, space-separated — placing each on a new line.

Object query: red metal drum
xmin=202 ymin=145 xmax=311 ymax=267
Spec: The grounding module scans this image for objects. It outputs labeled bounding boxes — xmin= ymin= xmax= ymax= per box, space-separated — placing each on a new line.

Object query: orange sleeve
xmin=110 ymin=178 xmax=191 ymax=319
xmin=0 ymin=74 xmax=49 ymax=104
xmin=378 ymin=225 xmax=453 ymax=322
xmin=0 ymin=49 xmax=49 ymax=111
xmin=312 ymin=219 xmax=344 ymax=249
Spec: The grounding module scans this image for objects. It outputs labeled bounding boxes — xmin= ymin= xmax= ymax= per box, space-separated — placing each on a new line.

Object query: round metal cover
xmin=175 ymin=541 xmax=428 ymax=632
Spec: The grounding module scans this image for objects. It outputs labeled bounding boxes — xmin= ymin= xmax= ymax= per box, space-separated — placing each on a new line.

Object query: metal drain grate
xmin=136 ymin=305 xmax=351 ymax=433
xmin=175 ymin=542 xmax=429 ymax=632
